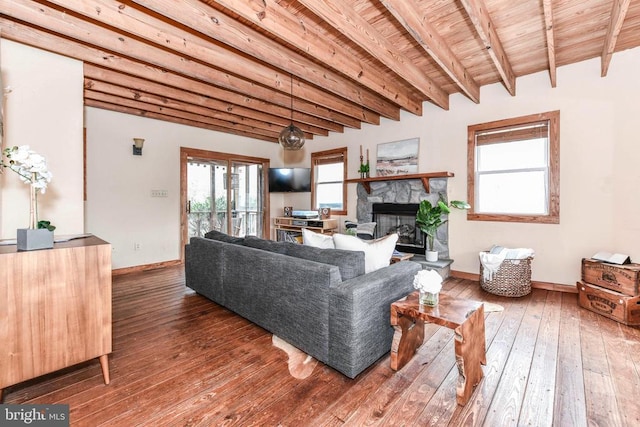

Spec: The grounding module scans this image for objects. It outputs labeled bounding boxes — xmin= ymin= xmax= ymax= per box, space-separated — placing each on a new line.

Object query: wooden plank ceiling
xmin=1 ymin=0 xmax=638 ymax=144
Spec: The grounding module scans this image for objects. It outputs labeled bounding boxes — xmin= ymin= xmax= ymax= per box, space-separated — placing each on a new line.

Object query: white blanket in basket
xmin=480 ymin=246 xmax=535 ymax=282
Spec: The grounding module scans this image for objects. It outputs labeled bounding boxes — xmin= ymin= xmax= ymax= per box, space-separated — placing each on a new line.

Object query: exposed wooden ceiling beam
xmin=86 ymin=98 xmax=277 ymax=142
xmin=458 ymin=0 xmax=516 ymax=96
xmin=205 ymin=0 xmax=423 ymax=115
xmin=49 ymin=0 xmax=399 ymax=119
xmin=0 ymin=17 xmax=357 ymax=131
xmin=128 ymin=0 xmax=404 ymax=120
xmin=542 ymin=0 xmax=557 ymax=88
xmin=1 ymin=0 xmax=635 ymax=146
xmin=83 ymin=66 xmax=332 ymax=136
xmin=296 ymin=0 xmax=450 ymax=110
xmin=601 ymin=0 xmax=631 ymax=77
xmin=380 ymin=0 xmax=480 ymax=103
xmin=85 ymin=78 xmax=326 ymax=137
xmin=4 ymin=0 xmax=368 ymax=127
xmin=82 ymin=64 xmax=346 ymax=133
xmin=85 ymin=89 xmax=315 ymax=140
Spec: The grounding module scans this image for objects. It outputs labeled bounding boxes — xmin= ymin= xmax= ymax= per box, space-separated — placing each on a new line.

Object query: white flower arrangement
xmin=1 ymin=145 xmax=53 ymax=229
xmin=413 ymin=269 xmax=443 ymax=294
xmin=1 ymin=145 xmax=52 ymax=193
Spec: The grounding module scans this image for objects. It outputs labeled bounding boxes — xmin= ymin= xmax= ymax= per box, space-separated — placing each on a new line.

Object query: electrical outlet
xmin=134 ymin=242 xmax=141 ymax=251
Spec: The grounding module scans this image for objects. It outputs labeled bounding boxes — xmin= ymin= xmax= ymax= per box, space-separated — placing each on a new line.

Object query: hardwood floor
xmin=3 ymin=265 xmax=637 ymax=426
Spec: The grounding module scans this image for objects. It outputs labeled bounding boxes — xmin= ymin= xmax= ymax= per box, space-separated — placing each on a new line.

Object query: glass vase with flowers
xmin=1 ymin=145 xmax=55 ymax=250
xmin=413 ymin=269 xmax=443 ymax=307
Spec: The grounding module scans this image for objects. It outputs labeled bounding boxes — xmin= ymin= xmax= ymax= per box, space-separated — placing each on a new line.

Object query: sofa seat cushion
xmin=283 ymin=242 xmax=365 ymax=281
xmin=333 ymin=233 xmax=399 ymax=273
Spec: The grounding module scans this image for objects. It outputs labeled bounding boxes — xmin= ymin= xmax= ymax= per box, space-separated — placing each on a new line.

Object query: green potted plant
xmin=416 ymin=196 xmax=470 ymax=262
xmin=358 ymin=162 xmax=370 ymax=178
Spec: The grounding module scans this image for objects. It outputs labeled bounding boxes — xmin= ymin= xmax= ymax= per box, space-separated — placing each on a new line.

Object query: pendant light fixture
xmin=279 ymin=74 xmax=305 ymax=150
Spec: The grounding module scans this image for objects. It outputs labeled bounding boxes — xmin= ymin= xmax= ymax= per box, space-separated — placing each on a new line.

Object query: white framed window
xmin=467 ymin=111 xmax=560 ymax=224
xmin=311 ymin=147 xmax=347 ymax=215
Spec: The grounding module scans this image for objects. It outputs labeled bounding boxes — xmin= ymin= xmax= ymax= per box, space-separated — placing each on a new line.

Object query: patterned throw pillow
xmin=344 ymin=221 xmax=376 ymax=240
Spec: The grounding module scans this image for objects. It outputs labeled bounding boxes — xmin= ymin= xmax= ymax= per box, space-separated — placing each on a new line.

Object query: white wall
xmin=310 ymin=47 xmax=640 ymax=287
xmin=85 ymin=107 xmax=283 ymax=268
xmin=0 ymin=39 xmax=84 ymax=238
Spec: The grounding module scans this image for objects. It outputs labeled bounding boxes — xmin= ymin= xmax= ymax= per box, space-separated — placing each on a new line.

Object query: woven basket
xmin=479 ymin=254 xmax=533 ymax=297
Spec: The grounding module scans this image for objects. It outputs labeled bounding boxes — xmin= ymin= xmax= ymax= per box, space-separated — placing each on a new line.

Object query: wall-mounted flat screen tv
xmin=268 ymin=168 xmax=312 ymax=192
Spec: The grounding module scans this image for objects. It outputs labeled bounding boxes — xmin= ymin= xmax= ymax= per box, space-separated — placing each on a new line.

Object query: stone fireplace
xmin=355 ymin=177 xmax=451 ymax=259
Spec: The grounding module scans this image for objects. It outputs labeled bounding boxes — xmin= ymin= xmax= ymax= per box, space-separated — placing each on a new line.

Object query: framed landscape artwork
xmin=376 ymin=138 xmax=419 ymax=176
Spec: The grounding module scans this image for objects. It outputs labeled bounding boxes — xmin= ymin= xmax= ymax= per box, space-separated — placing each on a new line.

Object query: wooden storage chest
xmin=581 ymin=258 xmax=640 ymax=296
xmin=576 ymin=280 xmax=640 ymax=326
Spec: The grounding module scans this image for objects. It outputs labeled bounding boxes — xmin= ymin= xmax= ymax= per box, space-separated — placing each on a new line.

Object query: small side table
xmin=390 ymin=291 xmax=486 ymax=405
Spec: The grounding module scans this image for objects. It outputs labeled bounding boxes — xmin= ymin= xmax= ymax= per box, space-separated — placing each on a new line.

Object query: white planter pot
xmin=425 ymin=250 xmax=438 ymax=262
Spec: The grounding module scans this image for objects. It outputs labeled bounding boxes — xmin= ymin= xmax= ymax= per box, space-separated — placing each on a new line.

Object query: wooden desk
xmin=390 ymin=291 xmax=486 ymax=405
xmin=0 ymin=236 xmax=112 ymax=400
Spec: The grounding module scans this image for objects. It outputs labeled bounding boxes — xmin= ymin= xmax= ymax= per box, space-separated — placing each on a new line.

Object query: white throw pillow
xmin=302 ymin=228 xmax=335 ymax=249
xmin=333 ymin=233 xmax=398 ymax=273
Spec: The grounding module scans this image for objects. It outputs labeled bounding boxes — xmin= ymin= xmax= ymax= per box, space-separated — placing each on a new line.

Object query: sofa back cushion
xmin=244 ymin=235 xmax=288 ymax=254
xmin=302 ymin=228 xmax=335 ymax=249
xmin=204 ymin=229 xmax=245 ymax=245
xmin=283 ymin=242 xmax=365 ymax=281
xmin=333 ymin=233 xmax=398 ymax=274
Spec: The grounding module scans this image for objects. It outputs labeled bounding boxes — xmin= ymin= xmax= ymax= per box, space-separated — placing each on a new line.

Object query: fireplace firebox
xmin=372 ymin=203 xmax=425 ymax=254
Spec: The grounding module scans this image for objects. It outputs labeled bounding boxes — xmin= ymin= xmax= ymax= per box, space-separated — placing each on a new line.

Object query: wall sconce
xmin=132 ymin=138 xmax=145 ymax=156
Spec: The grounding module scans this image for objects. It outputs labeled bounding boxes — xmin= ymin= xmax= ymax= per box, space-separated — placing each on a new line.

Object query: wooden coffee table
xmin=390 ymin=291 xmax=486 ymax=406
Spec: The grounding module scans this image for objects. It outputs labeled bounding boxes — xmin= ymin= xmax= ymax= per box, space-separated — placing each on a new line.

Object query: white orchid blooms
xmin=1 ymin=145 xmax=52 ymax=193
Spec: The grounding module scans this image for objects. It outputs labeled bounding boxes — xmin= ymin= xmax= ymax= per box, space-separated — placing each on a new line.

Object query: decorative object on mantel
xmin=413 ymin=269 xmax=443 ymax=307
xmin=376 ymin=138 xmax=419 ymax=176
xmin=345 ymin=172 xmax=454 ymax=194
xmin=132 ymin=137 xmax=145 ymax=155
xmin=416 ymin=196 xmax=470 ymax=261
xmin=278 ymin=74 xmax=305 ymax=150
xmin=1 ymin=145 xmax=54 ymax=251
xmin=358 ymin=145 xmax=370 ymax=178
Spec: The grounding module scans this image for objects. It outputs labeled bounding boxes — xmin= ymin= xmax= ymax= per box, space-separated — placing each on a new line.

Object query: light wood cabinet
xmin=273 ymin=217 xmax=338 ymax=242
xmin=0 ymin=236 xmax=112 ymax=400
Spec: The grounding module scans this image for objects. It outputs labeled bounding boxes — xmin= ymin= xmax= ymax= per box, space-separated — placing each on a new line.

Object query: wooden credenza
xmin=0 ymin=235 xmax=112 ymax=400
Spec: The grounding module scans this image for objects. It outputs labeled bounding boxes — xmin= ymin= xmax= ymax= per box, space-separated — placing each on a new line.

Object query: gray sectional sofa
xmin=184 ymin=230 xmax=422 ymax=378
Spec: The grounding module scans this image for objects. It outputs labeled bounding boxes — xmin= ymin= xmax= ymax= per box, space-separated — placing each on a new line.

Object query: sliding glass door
xmin=181 ymin=148 xmax=269 ymax=253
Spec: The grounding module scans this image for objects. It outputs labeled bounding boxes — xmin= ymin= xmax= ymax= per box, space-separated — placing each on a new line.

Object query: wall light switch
xmin=151 ymin=190 xmax=168 ymax=198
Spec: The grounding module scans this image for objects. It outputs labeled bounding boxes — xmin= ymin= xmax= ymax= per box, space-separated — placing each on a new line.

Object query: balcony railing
xmin=188 ymin=210 xmax=261 ymax=238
